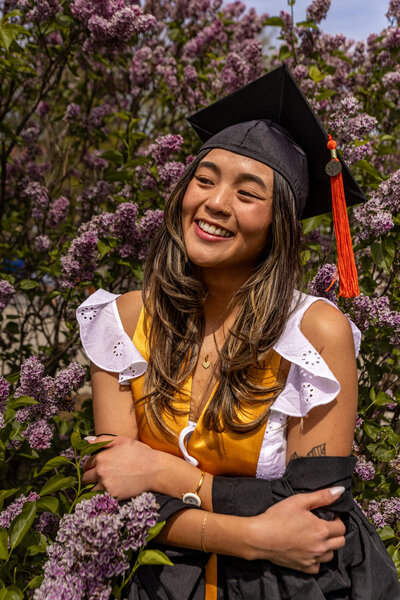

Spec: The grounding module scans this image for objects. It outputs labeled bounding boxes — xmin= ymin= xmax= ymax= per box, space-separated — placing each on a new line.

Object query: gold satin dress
xmin=130 ymin=308 xmax=283 ymax=600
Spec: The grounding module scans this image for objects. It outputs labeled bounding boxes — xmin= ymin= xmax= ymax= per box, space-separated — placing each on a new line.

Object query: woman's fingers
xmin=82 ymin=465 xmax=98 ymax=485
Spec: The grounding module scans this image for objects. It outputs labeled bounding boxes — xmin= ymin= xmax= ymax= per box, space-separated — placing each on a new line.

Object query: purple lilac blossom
xmin=354 ymin=454 xmax=375 ymax=480
xmin=14 ymin=358 xmax=85 ymax=421
xmin=0 ymin=280 xmax=16 ymax=311
xmin=137 ymin=209 xmax=164 ymax=260
xmin=389 ymin=456 xmax=400 ymax=484
xmin=306 ymin=0 xmax=331 ymax=23
xmin=34 ymin=492 xmax=158 ymax=600
xmin=142 ymin=134 xmax=184 ymax=165
xmin=308 ymin=263 xmax=338 ymax=305
xmin=355 ymin=415 xmax=363 ymax=429
xmin=367 ymin=497 xmax=400 ymax=528
xmin=348 ymin=294 xmax=400 ymax=344
xmin=60 ymin=229 xmax=99 ymax=287
xmin=111 ymin=202 xmax=140 ymax=259
xmin=34 ymin=235 xmax=51 ymax=252
xmin=354 ymin=169 xmax=400 ymax=241
xmin=63 ymin=103 xmax=81 ymax=122
xmin=24 ymin=181 xmax=49 ymax=219
xmin=37 ymin=101 xmax=50 ymax=116
xmin=27 ymin=0 xmax=59 ymax=22
xmin=23 ymin=419 xmax=55 ymax=450
xmin=387 ymin=0 xmax=400 ymax=20
xmin=343 ymin=142 xmax=373 ymax=165
xmin=48 ymin=196 xmax=69 ymax=227
xmin=158 ymin=161 xmax=185 ymax=190
xmin=35 ymin=512 xmax=60 ymax=537
xmin=70 ymin=0 xmax=156 ymax=53
xmin=0 ymin=491 xmax=40 ymax=529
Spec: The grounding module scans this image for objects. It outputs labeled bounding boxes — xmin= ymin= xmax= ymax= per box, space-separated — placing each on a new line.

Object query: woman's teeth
xmin=197 ymin=220 xmax=233 ymax=238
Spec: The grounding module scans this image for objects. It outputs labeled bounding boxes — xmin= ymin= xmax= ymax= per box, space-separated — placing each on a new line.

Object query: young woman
xmin=78 ymin=67 xmax=400 ymax=599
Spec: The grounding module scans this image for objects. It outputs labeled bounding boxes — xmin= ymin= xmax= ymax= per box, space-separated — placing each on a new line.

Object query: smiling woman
xmin=77 ymin=65 xmax=400 ymax=599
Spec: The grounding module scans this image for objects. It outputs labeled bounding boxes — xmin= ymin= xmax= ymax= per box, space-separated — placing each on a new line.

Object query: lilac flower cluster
xmin=354 ymin=169 xmax=400 ymax=241
xmin=23 ymin=181 xmax=49 ymax=219
xmin=0 ymin=279 xmax=16 ymax=311
xmin=354 ymin=454 xmax=375 ymax=480
xmin=306 ymin=0 xmax=331 ymax=24
xmin=48 ymin=196 xmax=69 ymax=228
xmin=348 ymin=294 xmax=400 ymax=344
xmin=308 ymin=263 xmax=338 ymax=305
xmin=35 ymin=235 xmax=51 ymax=252
xmin=0 ymin=491 xmax=40 ymax=529
xmin=367 ymin=497 xmax=400 ymax=529
xmin=36 ymin=512 xmax=60 ymax=537
xmin=0 ymin=376 xmax=10 ymax=429
xmin=27 ymin=0 xmax=60 ymax=23
xmin=221 ymin=39 xmax=263 ymax=94
xmin=137 ymin=209 xmax=164 ymax=260
xmin=63 ymin=103 xmax=81 ymax=122
xmin=70 ymin=0 xmax=156 ymax=53
xmin=387 ymin=0 xmax=400 ymax=21
xmin=14 ymin=357 xmax=86 ymax=449
xmin=34 ymin=492 xmax=158 ymax=600
xmin=60 ymin=229 xmax=99 ymax=287
xmin=142 ymin=134 xmax=184 ymax=165
xmin=389 ymin=456 xmax=400 ymax=484
xmin=23 ymin=419 xmax=54 ymax=450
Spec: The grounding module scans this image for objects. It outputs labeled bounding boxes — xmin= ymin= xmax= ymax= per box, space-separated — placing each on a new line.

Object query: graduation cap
xmin=187 ymin=64 xmax=365 ymax=297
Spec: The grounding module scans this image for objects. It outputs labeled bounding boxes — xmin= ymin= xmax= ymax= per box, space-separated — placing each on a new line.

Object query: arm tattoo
xmin=289 ymin=451 xmax=299 ymax=461
xmin=306 ymin=443 xmax=326 ymax=457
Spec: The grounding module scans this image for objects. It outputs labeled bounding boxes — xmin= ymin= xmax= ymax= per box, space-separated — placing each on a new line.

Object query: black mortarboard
xmin=187 ymin=63 xmax=366 ymax=220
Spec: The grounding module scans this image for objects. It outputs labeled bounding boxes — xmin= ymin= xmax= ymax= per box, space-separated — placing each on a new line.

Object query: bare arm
xmin=286 ymin=300 xmax=358 ymax=462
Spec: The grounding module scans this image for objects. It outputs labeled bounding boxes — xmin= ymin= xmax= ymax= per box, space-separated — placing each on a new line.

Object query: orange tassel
xmin=326 ymin=136 xmax=360 ymax=298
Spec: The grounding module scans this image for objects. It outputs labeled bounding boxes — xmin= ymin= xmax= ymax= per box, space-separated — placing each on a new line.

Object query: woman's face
xmin=182 ymin=148 xmax=274 ymax=274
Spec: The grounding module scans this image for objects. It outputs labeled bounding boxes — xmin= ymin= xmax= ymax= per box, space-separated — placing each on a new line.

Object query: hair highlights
xmin=140 ymin=157 xmax=303 ymax=437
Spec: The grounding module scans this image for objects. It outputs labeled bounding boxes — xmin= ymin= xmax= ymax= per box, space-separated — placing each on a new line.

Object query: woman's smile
xmin=182 ymin=148 xmax=274 ymax=273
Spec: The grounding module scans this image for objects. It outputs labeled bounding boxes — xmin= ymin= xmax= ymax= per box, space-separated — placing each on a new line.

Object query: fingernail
xmin=84 ymin=436 xmax=97 ymax=442
xmin=329 ymin=486 xmax=345 ymax=497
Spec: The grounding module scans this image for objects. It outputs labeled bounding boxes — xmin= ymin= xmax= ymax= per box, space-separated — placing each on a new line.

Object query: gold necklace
xmin=202 ymin=354 xmax=211 ymax=369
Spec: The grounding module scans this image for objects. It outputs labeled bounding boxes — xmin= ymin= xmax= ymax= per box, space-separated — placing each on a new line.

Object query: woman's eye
xmin=194 ymin=175 xmax=213 ymax=185
xmin=238 ymin=189 xmax=262 ymax=199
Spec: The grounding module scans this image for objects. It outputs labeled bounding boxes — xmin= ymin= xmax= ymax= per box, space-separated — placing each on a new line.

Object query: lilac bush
xmin=0 ymin=0 xmax=399 ymax=593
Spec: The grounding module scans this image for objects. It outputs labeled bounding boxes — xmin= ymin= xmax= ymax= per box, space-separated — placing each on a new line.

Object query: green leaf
xmin=354 ymin=159 xmax=382 ymax=182
xmin=296 ymin=20 xmax=318 ymax=29
xmin=316 ymin=89 xmax=336 ymax=102
xmin=308 ymin=65 xmax=325 ymax=83
xmin=18 ymin=279 xmax=39 ymax=290
xmin=36 ymin=496 xmax=59 ymax=514
xmin=98 ymin=240 xmax=111 ymax=260
xmin=375 ymin=391 xmax=393 ymax=406
xmin=55 ymin=13 xmax=72 ymax=27
xmin=278 ymin=45 xmax=292 ymax=61
xmin=79 ymin=440 xmax=111 ymax=457
xmin=37 ymin=456 xmax=71 ymax=476
xmin=70 ymin=430 xmax=81 ymax=449
xmin=382 ymin=236 xmax=395 ymax=269
xmin=5 ymin=372 xmax=19 ymax=385
xmin=378 ymin=525 xmax=395 ymax=541
xmin=370 ymin=241 xmax=392 ymax=273
xmin=6 ymin=396 xmax=39 ymax=411
xmin=264 ymin=16 xmax=285 ymax=27
xmin=1 ymin=586 xmax=24 ymax=600
xmin=0 ymin=529 xmax=8 ymax=560
xmin=100 ymin=150 xmax=124 ymax=165
xmin=301 ymin=250 xmax=311 ymax=265
xmin=25 ymin=576 xmax=43 ymax=590
xmin=374 ymin=447 xmax=396 ymax=462
xmin=40 ymin=474 xmax=76 ymax=496
xmin=363 ymin=422 xmax=380 ymax=440
xmin=136 ymin=548 xmax=173 ymax=567
xmin=302 ymin=213 xmax=325 ymax=235
xmin=145 ymin=521 xmax=165 ymax=543
xmin=9 ymin=501 xmax=36 ymax=552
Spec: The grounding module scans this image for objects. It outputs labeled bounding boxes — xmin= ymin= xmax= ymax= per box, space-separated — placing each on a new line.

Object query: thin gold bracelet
xmin=201 ymin=512 xmax=210 ymax=553
xmin=196 ymin=470 xmax=205 ymax=495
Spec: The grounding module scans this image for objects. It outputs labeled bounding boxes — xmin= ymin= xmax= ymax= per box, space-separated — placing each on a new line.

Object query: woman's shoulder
xmin=116 ymin=290 xmax=143 ymax=339
xmin=299 ymin=298 xmax=354 ymax=355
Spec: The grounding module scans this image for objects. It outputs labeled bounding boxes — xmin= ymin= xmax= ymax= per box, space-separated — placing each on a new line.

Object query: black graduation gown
xmin=128 ymin=457 xmax=400 ymax=599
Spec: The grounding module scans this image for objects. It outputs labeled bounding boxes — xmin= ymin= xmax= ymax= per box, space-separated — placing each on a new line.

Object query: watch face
xmin=182 ymin=492 xmax=201 ymax=507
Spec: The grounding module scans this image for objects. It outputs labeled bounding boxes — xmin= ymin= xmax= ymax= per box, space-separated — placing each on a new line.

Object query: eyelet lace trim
xmin=76 ymin=289 xmax=147 ymax=384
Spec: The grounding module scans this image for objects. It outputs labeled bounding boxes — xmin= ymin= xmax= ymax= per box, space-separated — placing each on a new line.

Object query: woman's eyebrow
xmin=235 ymin=173 xmax=268 ymax=192
xmin=197 ymin=161 xmax=268 ymax=192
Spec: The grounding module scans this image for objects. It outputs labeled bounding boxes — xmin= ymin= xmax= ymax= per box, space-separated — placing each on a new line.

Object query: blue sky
xmin=246 ymin=0 xmax=390 ymax=42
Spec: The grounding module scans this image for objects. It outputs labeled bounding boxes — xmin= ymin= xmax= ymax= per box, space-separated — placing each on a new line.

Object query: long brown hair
xmin=140 ymin=150 xmax=303 ymax=437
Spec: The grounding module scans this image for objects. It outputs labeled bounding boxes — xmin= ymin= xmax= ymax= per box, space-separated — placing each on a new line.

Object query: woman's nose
xmin=204 ymin=184 xmax=232 ymax=215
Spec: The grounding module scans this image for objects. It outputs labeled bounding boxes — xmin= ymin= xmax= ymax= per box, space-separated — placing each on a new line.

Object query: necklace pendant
xmin=202 ymin=355 xmax=210 ymax=369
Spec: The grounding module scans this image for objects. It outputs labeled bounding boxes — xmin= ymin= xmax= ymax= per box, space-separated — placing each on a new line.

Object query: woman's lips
xmin=194 ymin=219 xmax=234 ymax=242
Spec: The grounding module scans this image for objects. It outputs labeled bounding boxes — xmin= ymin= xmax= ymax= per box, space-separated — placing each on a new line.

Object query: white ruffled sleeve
xmin=76 ymin=289 xmax=148 ymax=385
xmin=256 ymin=293 xmax=361 ymax=480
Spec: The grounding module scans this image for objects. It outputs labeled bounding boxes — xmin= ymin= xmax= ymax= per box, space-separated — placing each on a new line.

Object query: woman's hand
xmin=82 ymin=435 xmax=162 ymax=500
xmin=243 ymin=487 xmax=346 ymax=573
